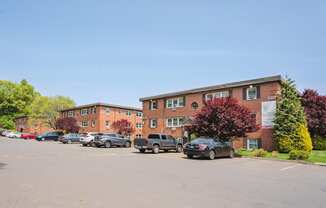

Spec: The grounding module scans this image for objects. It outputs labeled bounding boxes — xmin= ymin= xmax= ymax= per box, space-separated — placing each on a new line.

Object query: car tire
xmin=229 ymin=149 xmax=235 ymax=158
xmin=187 ymin=154 xmax=193 ymax=159
xmin=105 ymin=141 xmax=111 ymax=148
xmin=125 ymin=141 xmax=131 ymax=148
xmin=152 ymin=145 xmax=159 ymax=154
xmin=139 ymin=149 xmax=146 ymax=153
xmin=90 ymin=142 xmax=96 ymax=147
xmin=208 ymin=150 xmax=216 ymax=160
xmin=176 ymin=145 xmax=183 ymax=153
xmin=82 ymin=144 xmax=87 ymax=147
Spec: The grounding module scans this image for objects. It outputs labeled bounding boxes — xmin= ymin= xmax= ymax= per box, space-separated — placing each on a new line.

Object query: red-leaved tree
xmin=301 ymin=89 xmax=326 ymax=138
xmin=111 ymin=119 xmax=135 ymax=137
xmin=187 ymin=98 xmax=259 ymax=140
xmin=55 ymin=117 xmax=80 ymax=133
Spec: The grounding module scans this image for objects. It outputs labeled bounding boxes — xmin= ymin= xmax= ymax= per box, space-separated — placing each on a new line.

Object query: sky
xmin=0 ymin=0 xmax=325 ymax=107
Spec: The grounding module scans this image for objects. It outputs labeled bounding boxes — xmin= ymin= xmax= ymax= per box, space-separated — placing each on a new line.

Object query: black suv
xmin=36 ymin=131 xmax=64 ymax=141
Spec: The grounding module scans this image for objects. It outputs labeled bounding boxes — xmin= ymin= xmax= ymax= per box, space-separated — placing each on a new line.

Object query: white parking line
xmin=280 ymin=164 xmax=302 ymax=171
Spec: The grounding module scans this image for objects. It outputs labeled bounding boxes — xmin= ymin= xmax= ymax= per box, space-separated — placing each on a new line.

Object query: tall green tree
xmin=29 ymin=96 xmax=75 ymax=129
xmin=0 ymin=80 xmax=38 ymax=129
xmin=273 ymin=78 xmax=313 ymax=153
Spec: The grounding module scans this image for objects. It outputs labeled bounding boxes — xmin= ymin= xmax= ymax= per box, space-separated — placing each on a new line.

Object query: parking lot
xmin=0 ymin=137 xmax=326 ymax=208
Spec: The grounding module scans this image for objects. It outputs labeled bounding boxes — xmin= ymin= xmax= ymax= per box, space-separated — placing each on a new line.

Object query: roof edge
xmin=60 ymin=102 xmax=142 ymax=112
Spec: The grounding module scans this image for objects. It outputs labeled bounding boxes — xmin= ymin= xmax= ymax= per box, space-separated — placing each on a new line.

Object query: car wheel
xmin=125 ymin=142 xmax=131 ymax=148
xmin=208 ymin=150 xmax=216 ymax=160
xmin=229 ymin=149 xmax=235 ymax=158
xmin=187 ymin=154 xmax=193 ymax=159
xmin=90 ymin=142 xmax=96 ymax=147
xmin=139 ymin=149 xmax=146 ymax=153
xmin=152 ymin=145 xmax=159 ymax=154
xmin=176 ymin=145 xmax=183 ymax=153
xmin=82 ymin=143 xmax=87 ymax=147
xmin=105 ymin=141 xmax=111 ymax=148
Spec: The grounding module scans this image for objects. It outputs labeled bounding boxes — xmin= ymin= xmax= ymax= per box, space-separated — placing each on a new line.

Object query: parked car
xmin=1 ymin=130 xmax=12 ymax=137
xmin=59 ymin=133 xmax=81 ymax=144
xmin=183 ymin=137 xmax=234 ymax=160
xmin=20 ymin=133 xmax=36 ymax=140
xmin=80 ymin=132 xmax=103 ymax=146
xmin=134 ymin=134 xmax=183 ymax=154
xmin=94 ymin=133 xmax=131 ymax=148
xmin=7 ymin=132 xmax=22 ymax=138
xmin=36 ymin=131 xmax=64 ymax=141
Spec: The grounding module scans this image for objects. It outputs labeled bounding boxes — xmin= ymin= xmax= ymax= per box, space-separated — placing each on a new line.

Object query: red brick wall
xmin=15 ymin=117 xmax=52 ymax=135
xmin=142 ymin=81 xmax=281 ymax=151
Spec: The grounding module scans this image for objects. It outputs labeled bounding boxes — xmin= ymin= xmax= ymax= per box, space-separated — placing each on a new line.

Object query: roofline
xmin=139 ymin=75 xmax=282 ymax=101
xmin=60 ymin=103 xmax=142 ymax=112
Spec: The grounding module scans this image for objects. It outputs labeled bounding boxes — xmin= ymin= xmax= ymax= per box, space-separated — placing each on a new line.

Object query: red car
xmin=20 ymin=133 xmax=36 ymax=140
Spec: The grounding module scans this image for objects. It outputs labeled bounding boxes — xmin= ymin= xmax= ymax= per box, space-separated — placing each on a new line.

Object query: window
xmin=81 ymin=109 xmax=88 ymax=116
xmin=191 ymin=102 xmax=199 ymax=110
xmin=166 ymin=117 xmax=184 ymax=128
xmin=81 ymin=121 xmax=88 ymax=127
xmin=247 ymin=139 xmax=259 ymax=150
xmin=247 ymin=87 xmax=257 ymax=100
xmin=205 ymin=91 xmax=229 ymax=101
xmin=150 ymin=119 xmax=157 ymax=128
xmin=68 ymin=111 xmax=74 ymax=117
xmin=105 ymin=108 xmax=110 ymax=114
xmin=105 ymin=121 xmax=110 ymax=127
xmin=150 ymin=100 xmax=158 ymax=110
xmin=126 ymin=111 xmax=131 ymax=116
xmin=91 ymin=120 xmax=96 ymax=127
xmin=91 ymin=107 xmax=96 ymax=114
xmin=136 ymin=123 xmax=142 ymax=129
xmin=136 ymin=134 xmax=142 ymax=138
xmin=136 ymin=112 xmax=143 ymax=117
xmin=166 ymin=97 xmax=185 ymax=108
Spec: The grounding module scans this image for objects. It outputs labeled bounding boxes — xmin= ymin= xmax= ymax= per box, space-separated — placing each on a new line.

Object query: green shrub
xmin=292 ymin=124 xmax=313 ymax=152
xmin=289 ymin=150 xmax=310 ymax=160
xmin=271 ymin=151 xmax=278 ymax=158
xmin=252 ymin=149 xmax=268 ymax=157
xmin=313 ymin=136 xmax=326 ymax=150
xmin=277 ymin=136 xmax=294 ymax=153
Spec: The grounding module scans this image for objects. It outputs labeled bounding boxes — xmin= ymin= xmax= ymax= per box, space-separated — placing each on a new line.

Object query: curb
xmin=239 ymin=156 xmax=326 ymax=167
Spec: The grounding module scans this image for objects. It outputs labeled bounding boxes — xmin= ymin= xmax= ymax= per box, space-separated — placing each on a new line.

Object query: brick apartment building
xmin=60 ymin=103 xmax=143 ymax=139
xmin=15 ymin=116 xmax=52 ymax=135
xmin=140 ymin=75 xmax=282 ymax=151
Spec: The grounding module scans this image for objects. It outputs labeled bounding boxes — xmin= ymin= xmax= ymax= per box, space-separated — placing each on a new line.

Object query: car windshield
xmin=191 ymin=138 xmax=214 ymax=144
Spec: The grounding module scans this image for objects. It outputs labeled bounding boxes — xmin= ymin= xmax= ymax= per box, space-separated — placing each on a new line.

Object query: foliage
xmin=271 ymin=151 xmax=278 ymax=158
xmin=111 ymin=119 xmax=135 ymax=137
xmin=301 ymin=89 xmax=326 ymax=138
xmin=289 ymin=150 xmax=310 ymax=160
xmin=273 ymin=78 xmax=312 ymax=153
xmin=55 ymin=117 xmax=80 ymax=133
xmin=313 ymin=136 xmax=326 ymax=150
xmin=252 ymin=149 xmax=268 ymax=157
xmin=186 ymin=98 xmax=259 ymax=140
xmin=0 ymin=80 xmax=38 ymax=129
xmin=29 ymin=96 xmax=75 ymax=129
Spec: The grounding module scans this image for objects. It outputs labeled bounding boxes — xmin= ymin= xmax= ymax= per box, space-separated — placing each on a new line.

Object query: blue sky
xmin=0 ymin=0 xmax=325 ymax=107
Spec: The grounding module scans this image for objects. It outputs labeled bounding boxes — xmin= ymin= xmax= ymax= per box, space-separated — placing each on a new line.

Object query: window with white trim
xmin=81 ymin=121 xmax=88 ymax=127
xmin=136 ymin=112 xmax=143 ymax=117
xmin=150 ymin=119 xmax=157 ymax=128
xmin=205 ymin=91 xmax=229 ymax=101
xmin=81 ymin=109 xmax=88 ymax=116
xmin=247 ymin=87 xmax=257 ymax=100
xmin=105 ymin=108 xmax=110 ymax=114
xmin=136 ymin=134 xmax=142 ymax=138
xmin=105 ymin=121 xmax=110 ymax=128
xmin=126 ymin=111 xmax=131 ymax=116
xmin=166 ymin=117 xmax=185 ymax=128
xmin=91 ymin=120 xmax=96 ymax=127
xmin=150 ymin=101 xmax=158 ymax=110
xmin=68 ymin=111 xmax=74 ymax=117
xmin=166 ymin=97 xmax=185 ymax=108
xmin=247 ymin=139 xmax=259 ymax=150
xmin=136 ymin=123 xmax=143 ymax=129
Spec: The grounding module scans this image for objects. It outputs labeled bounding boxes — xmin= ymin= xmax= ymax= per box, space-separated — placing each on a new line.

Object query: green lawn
xmin=236 ymin=149 xmax=326 ymax=164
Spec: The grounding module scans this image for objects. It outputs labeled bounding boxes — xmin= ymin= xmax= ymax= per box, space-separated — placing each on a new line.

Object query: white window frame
xmin=81 ymin=121 xmax=88 ymax=127
xmin=247 ymin=139 xmax=259 ymax=150
xmin=81 ymin=109 xmax=88 ymax=116
xmin=166 ymin=117 xmax=185 ymax=128
xmin=105 ymin=108 xmax=110 ymax=114
xmin=247 ymin=87 xmax=258 ymax=100
xmin=150 ymin=119 xmax=157 ymax=128
xmin=136 ymin=112 xmax=143 ymax=117
xmin=136 ymin=134 xmax=142 ymax=138
xmin=126 ymin=111 xmax=131 ymax=116
xmin=150 ymin=101 xmax=158 ymax=110
xmin=91 ymin=120 xmax=96 ymax=127
xmin=105 ymin=121 xmax=110 ymax=127
xmin=136 ymin=123 xmax=142 ymax=129
xmin=68 ymin=111 xmax=74 ymax=117
xmin=166 ymin=97 xmax=185 ymax=109
xmin=205 ymin=91 xmax=229 ymax=101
